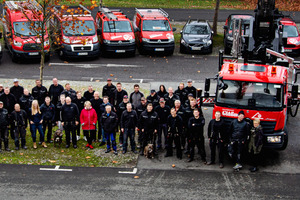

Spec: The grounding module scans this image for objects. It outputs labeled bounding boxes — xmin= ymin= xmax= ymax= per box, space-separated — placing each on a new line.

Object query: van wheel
xmin=138 ymin=47 xmax=146 ymax=55
xmin=11 ymin=53 xmax=19 ymax=63
xmin=279 ymin=127 xmax=288 ymax=150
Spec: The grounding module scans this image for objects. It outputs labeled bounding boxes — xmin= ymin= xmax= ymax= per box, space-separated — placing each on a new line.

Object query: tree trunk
xmin=213 ymin=0 xmax=220 ymax=35
xmin=40 ymin=50 xmax=45 ymax=84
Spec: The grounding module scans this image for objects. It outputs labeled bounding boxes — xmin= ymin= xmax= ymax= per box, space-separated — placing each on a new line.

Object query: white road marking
xmin=40 ymin=165 xmax=73 ymax=172
xmin=49 ymin=63 xmax=143 ymax=68
xmin=0 ymin=74 xmax=6 ymax=77
xmin=118 ymin=167 xmax=137 ymax=174
xmin=132 ymin=78 xmax=153 ymax=83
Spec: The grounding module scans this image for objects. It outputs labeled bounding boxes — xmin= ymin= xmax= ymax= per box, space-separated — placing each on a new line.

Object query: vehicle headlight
xmin=169 ymin=38 xmax=174 ymax=42
xmin=267 ymin=136 xmax=281 ymax=143
xmin=142 ymin=38 xmax=150 ymax=42
xmin=63 ymin=36 xmax=70 ymax=44
xmin=103 ymin=39 xmax=110 ymax=44
xmin=129 ymin=39 xmax=135 ymax=43
xmin=207 ymin=39 xmax=212 ymax=45
xmin=13 ymin=40 xmax=22 ymax=47
xmin=92 ymin=35 xmax=98 ymax=43
xmin=227 ymin=36 xmax=233 ymax=41
xmin=181 ymin=38 xmax=187 ymax=45
xmin=44 ymin=40 xmax=49 ymax=46
xmin=296 ymin=41 xmax=300 ymax=46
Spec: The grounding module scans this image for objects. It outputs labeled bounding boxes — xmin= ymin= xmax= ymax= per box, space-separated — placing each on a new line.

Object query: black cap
xmin=238 ymin=110 xmax=245 ymax=116
xmin=150 ymin=89 xmax=155 ymax=93
xmin=188 ymin=93 xmax=194 ymax=97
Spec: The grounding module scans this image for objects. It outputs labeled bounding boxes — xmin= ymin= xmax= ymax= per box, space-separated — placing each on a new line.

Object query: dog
xmin=144 ymin=144 xmax=154 ymax=159
xmin=53 ymin=129 xmax=63 ymax=147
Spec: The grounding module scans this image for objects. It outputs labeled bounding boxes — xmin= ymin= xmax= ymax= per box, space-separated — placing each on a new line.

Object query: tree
xmin=212 ymin=0 xmax=220 ymax=36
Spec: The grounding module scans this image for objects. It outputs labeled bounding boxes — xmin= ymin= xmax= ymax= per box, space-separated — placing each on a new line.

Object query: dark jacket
xmin=112 ymin=89 xmax=127 ymax=107
xmin=185 ymin=86 xmax=197 ymax=98
xmin=0 ymin=93 xmax=17 ymax=114
xmin=100 ymin=111 xmax=118 ymax=133
xmin=120 ymin=110 xmax=138 ymax=129
xmin=74 ymin=97 xmax=86 ymax=113
xmin=147 ymin=94 xmax=159 ymax=108
xmin=0 ymin=108 xmax=9 ymax=127
xmin=84 ymin=90 xmax=95 ymax=102
xmin=48 ymin=84 xmax=64 ymax=106
xmin=102 ymin=84 xmax=116 ymax=103
xmin=61 ymin=89 xmax=76 ymax=101
xmin=90 ymin=98 xmax=103 ymax=117
xmin=10 ymin=85 xmax=24 ymax=103
xmin=40 ymin=103 xmax=55 ymax=122
xmin=164 ymin=93 xmax=179 ymax=108
xmin=19 ymin=94 xmax=34 ymax=115
xmin=188 ymin=116 xmax=205 ymax=139
xmin=157 ymin=90 xmax=167 ymax=99
xmin=100 ymin=102 xmax=114 ymax=115
xmin=11 ymin=109 xmax=28 ymax=128
xmin=174 ymin=106 xmax=186 ymax=126
xmin=154 ymin=105 xmax=170 ymax=124
xmin=29 ymin=109 xmax=43 ymax=124
xmin=117 ymin=101 xmax=134 ymax=119
xmin=139 ymin=110 xmax=158 ymax=131
xmin=55 ymin=101 xmax=64 ymax=121
xmin=32 ymin=85 xmax=48 ymax=105
xmin=167 ymin=115 xmax=183 ymax=134
xmin=229 ymin=119 xmax=249 ymax=142
xmin=61 ymin=103 xmax=79 ymax=122
xmin=136 ymin=103 xmax=147 ymax=119
xmin=130 ymin=91 xmax=144 ymax=108
xmin=175 ymin=87 xmax=188 ymax=104
xmin=207 ymin=119 xmax=226 ymax=140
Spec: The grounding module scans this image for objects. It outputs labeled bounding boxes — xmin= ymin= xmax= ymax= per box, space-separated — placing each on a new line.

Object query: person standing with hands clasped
xmin=207 ymin=111 xmax=225 ymax=168
xmin=248 ymin=118 xmax=263 ymax=172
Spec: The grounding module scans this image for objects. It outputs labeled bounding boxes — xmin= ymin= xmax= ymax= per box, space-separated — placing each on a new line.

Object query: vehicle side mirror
xmin=180 ymin=30 xmax=183 ymax=34
xmin=223 ymin=25 xmax=228 ymax=30
xmin=97 ymin=28 xmax=101 ymax=35
xmin=135 ymin=27 xmax=140 ymax=32
xmin=292 ymin=85 xmax=298 ymax=99
xmin=211 ymin=31 xmax=214 ymax=35
xmin=172 ymin=27 xmax=177 ymax=32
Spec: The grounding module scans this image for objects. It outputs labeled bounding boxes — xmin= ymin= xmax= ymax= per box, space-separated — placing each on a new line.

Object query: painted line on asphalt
xmin=132 ymin=78 xmax=153 ymax=83
xmin=0 ymin=74 xmax=6 ymax=77
xmin=40 ymin=165 xmax=73 ymax=172
xmin=118 ymin=168 xmax=137 ymax=174
xmin=49 ymin=63 xmax=143 ymax=68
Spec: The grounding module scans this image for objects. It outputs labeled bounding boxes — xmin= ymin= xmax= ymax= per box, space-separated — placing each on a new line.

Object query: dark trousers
xmin=0 ymin=127 xmax=9 ymax=149
xmin=118 ymin=124 xmax=123 ymax=144
xmin=83 ymin=130 xmax=96 ymax=145
xmin=249 ymin=150 xmax=261 ymax=168
xmin=157 ymin=123 xmax=168 ymax=148
xmin=209 ymin=139 xmax=224 ymax=163
xmin=64 ymin=122 xmax=76 ymax=146
xmin=31 ymin=123 xmax=44 ymax=143
xmin=123 ymin=128 xmax=136 ymax=151
xmin=97 ymin=117 xmax=102 ymax=140
xmin=181 ymin=128 xmax=187 ymax=149
xmin=142 ymin=130 xmax=157 ymax=153
xmin=105 ymin=132 xmax=116 ymax=151
xmin=232 ymin=141 xmax=244 ymax=164
xmin=166 ymin=133 xmax=182 ymax=158
xmin=189 ymin=137 xmax=206 ymax=160
xmin=43 ymin=120 xmax=53 ymax=142
xmin=14 ymin=126 xmax=26 ymax=147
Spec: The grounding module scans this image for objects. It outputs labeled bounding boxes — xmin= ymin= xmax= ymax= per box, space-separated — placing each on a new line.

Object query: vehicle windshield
xmin=103 ymin=21 xmax=132 ymax=33
xmin=142 ymin=20 xmax=171 ymax=31
xmin=217 ymin=80 xmax=283 ymax=109
xmin=229 ymin=19 xmax=250 ymax=30
xmin=13 ymin=21 xmax=44 ymax=36
xmin=184 ymin=25 xmax=209 ymax=34
xmin=62 ymin=20 xmax=95 ymax=36
xmin=284 ymin=25 xmax=299 ymax=37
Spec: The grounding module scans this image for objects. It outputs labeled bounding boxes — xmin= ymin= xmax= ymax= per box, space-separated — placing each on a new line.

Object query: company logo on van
xmin=222 ymin=110 xmax=238 ymax=117
xmin=150 ymin=34 xmax=163 ymax=38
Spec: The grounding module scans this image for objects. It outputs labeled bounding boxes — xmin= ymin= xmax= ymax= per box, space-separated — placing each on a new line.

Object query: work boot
xmin=114 ymin=151 xmax=118 ymax=155
xmin=99 ymin=142 xmax=106 ymax=146
xmin=187 ymin=157 xmax=193 ymax=162
xmin=206 ymin=161 xmax=215 ymax=165
xmin=105 ymin=149 xmax=111 ymax=153
xmin=250 ymin=167 xmax=258 ymax=172
xmin=33 ymin=142 xmax=37 ymax=149
xmin=73 ymin=145 xmax=78 ymax=149
xmin=5 ymin=147 xmax=11 ymax=152
xmin=65 ymin=145 xmax=70 ymax=148
xmin=42 ymin=142 xmax=48 ymax=148
xmin=22 ymin=146 xmax=27 ymax=150
xmin=219 ymin=163 xmax=224 ymax=168
xmin=15 ymin=146 xmax=19 ymax=150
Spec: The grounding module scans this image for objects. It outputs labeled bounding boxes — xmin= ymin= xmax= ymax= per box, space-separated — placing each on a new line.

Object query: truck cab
xmin=2 ymin=1 xmax=50 ymax=62
xmin=133 ymin=8 xmax=176 ymax=55
xmin=51 ymin=5 xmax=100 ymax=59
xmin=96 ymin=7 xmax=136 ymax=56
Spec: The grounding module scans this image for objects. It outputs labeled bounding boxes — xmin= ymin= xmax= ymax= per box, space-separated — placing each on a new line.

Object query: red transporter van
xmin=96 ymin=7 xmax=136 ymax=56
xmin=280 ymin=18 xmax=300 ymax=56
xmin=3 ymin=1 xmax=50 ymax=62
xmin=133 ymin=8 xmax=176 ymax=55
xmin=51 ymin=5 xmax=100 ymax=59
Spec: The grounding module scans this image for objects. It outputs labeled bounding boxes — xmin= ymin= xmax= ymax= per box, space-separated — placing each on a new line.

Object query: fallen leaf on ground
xmin=20 ymin=153 xmax=24 ymax=156
xmin=86 ymin=156 xmax=91 ymax=159
xmin=49 ymin=160 xmax=56 ymax=163
xmin=134 ymin=176 xmax=139 ymax=179
xmin=172 ymin=164 xmax=176 ymax=168
xmin=112 ymin=161 xmax=118 ymax=163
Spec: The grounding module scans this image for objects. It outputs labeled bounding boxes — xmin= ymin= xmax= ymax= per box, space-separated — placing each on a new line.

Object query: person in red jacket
xmin=80 ymin=101 xmax=98 ymax=149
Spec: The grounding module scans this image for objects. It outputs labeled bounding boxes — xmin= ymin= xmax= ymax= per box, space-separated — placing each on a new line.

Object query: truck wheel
xmin=279 ymin=127 xmax=288 ymax=150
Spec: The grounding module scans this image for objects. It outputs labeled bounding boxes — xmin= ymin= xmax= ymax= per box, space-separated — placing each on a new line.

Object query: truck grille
xmin=74 ymin=46 xmax=92 ymax=51
xmin=149 ymin=39 xmax=169 ymax=42
xmin=23 ymin=43 xmax=42 ymax=51
xmin=110 ymin=40 xmax=130 ymax=44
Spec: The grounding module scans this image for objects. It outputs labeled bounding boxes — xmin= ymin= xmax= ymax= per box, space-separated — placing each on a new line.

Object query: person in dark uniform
xmin=184 ymin=93 xmax=194 ymax=109
xmin=19 ymin=89 xmax=34 ymax=117
xmin=90 ymin=91 xmax=103 ymax=142
xmin=185 ymin=79 xmax=197 ymax=98
xmin=0 ymin=84 xmax=4 ymax=95
xmin=136 ymin=97 xmax=147 ymax=148
xmin=83 ymin=85 xmax=95 ymax=102
xmin=184 ymin=98 xmax=198 ymax=154
xmin=61 ymin=83 xmax=76 ymax=101
xmin=112 ymin=82 xmax=127 ymax=109
xmin=154 ymin=98 xmax=170 ymax=150
xmin=187 ymin=109 xmax=206 ymax=163
xmin=207 ymin=111 xmax=226 ymax=168
xmin=32 ymin=80 xmax=48 ymax=106
xmin=175 ymin=83 xmax=188 ymax=104
xmin=10 ymin=104 xmax=28 ymax=150
xmin=139 ymin=103 xmax=158 ymax=155
xmin=74 ymin=91 xmax=86 ymax=141
xmin=0 ymin=101 xmax=11 ymax=151
xmin=55 ymin=94 xmax=66 ymax=130
xmin=101 ymin=105 xmax=118 ymax=155
xmin=61 ymin=97 xmax=79 ymax=149
xmin=99 ymin=96 xmax=114 ymax=146
xmin=48 ymin=78 xmax=64 ymax=107
xmin=117 ymin=95 xmax=132 ymax=147
xmin=166 ymin=108 xmax=183 ymax=159
xmin=102 ymin=78 xmax=116 ymax=104
xmin=10 ymin=78 xmax=24 ymax=103
xmin=174 ymin=100 xmax=186 ymax=150
xmin=147 ymin=90 xmax=159 ymax=108
xmin=157 ymin=84 xmax=167 ymax=99
xmin=164 ymin=87 xmax=179 ymax=108
xmin=40 ymin=97 xmax=55 ymax=143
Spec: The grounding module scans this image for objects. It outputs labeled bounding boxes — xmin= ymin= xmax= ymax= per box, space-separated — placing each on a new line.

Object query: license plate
xmin=191 ymin=46 xmax=202 ymax=50
xmin=284 ymin=49 xmax=292 ymax=52
xmin=29 ymin=52 xmax=39 ymax=56
xmin=155 ymin=48 xmax=164 ymax=51
xmin=116 ymin=50 xmax=126 ymax=53
xmin=78 ymin=52 xmax=88 ymax=56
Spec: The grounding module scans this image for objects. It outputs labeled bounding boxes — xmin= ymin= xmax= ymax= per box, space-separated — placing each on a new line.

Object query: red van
xmin=281 ymin=18 xmax=300 ymax=56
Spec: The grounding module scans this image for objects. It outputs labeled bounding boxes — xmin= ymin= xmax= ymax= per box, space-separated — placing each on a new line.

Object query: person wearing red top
xmin=80 ymin=101 xmax=97 ymax=149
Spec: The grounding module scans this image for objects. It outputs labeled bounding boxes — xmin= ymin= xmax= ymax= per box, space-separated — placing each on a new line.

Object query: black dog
xmin=53 ymin=129 xmax=63 ymax=147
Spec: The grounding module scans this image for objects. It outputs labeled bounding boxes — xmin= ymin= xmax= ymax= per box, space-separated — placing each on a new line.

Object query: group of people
xmin=0 ymin=78 xmax=263 ymax=172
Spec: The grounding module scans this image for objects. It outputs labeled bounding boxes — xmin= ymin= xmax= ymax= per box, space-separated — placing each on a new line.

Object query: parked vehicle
xmin=51 ymin=5 xmax=100 ymax=59
xmin=223 ymin=14 xmax=254 ymax=55
xmin=2 ymin=1 xmax=50 ymax=62
xmin=133 ymin=8 xmax=176 ymax=55
xmin=180 ymin=20 xmax=213 ymax=54
xmin=96 ymin=7 xmax=136 ymax=56
xmin=281 ymin=17 xmax=300 ymax=56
